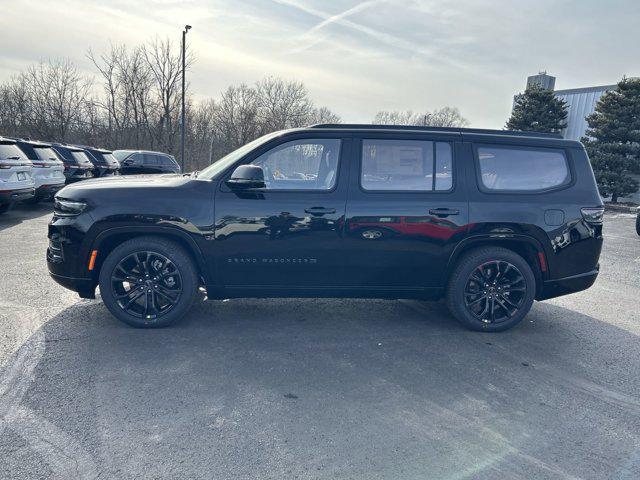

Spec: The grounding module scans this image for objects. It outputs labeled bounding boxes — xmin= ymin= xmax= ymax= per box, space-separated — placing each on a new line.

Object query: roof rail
xmin=308 ymin=124 xmax=563 ymax=139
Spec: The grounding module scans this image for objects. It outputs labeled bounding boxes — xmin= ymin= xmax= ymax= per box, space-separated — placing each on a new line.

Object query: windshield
xmin=198 ymin=132 xmax=282 ymax=180
xmin=34 ymin=147 xmax=60 ymax=162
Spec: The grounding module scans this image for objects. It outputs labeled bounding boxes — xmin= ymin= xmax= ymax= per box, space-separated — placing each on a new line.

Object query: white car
xmin=14 ymin=139 xmax=66 ymax=201
xmin=0 ymin=137 xmax=35 ymax=213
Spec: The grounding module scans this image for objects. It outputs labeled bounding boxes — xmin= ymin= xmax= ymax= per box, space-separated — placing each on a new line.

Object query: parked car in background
xmin=52 ymin=144 xmax=94 ymax=183
xmin=49 ymin=124 xmax=604 ymax=331
xmin=13 ymin=139 xmax=66 ymax=201
xmin=113 ymin=150 xmax=181 ymax=175
xmin=0 ymin=136 xmax=35 ymax=213
xmin=78 ymin=146 xmax=120 ymax=177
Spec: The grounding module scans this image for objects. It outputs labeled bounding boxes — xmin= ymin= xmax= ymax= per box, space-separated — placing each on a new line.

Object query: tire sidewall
xmin=98 ymin=237 xmax=198 ymax=328
xmin=448 ymin=248 xmax=536 ymax=332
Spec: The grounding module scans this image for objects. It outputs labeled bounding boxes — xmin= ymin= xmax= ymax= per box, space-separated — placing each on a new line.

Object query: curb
xmin=604 ymin=203 xmax=638 ymax=213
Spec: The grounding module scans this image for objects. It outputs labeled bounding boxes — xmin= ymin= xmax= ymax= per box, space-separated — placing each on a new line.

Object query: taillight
xmin=581 ymin=207 xmax=605 ymax=225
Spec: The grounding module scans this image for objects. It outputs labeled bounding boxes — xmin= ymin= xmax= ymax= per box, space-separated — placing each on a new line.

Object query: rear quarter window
xmin=476 ymin=145 xmax=570 ymax=192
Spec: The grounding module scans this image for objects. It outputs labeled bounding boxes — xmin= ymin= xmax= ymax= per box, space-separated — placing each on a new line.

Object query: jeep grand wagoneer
xmin=48 ymin=125 xmax=604 ymax=331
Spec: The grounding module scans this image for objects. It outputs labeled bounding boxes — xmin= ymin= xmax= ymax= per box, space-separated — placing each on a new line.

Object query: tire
xmin=636 ymin=213 xmax=640 ymax=236
xmin=446 ymin=247 xmax=536 ymax=332
xmin=98 ymin=236 xmax=199 ymax=328
xmin=0 ymin=203 xmax=12 ymax=214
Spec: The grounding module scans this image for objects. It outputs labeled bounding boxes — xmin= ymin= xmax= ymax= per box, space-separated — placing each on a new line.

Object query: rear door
xmin=342 ymin=132 xmax=469 ymax=289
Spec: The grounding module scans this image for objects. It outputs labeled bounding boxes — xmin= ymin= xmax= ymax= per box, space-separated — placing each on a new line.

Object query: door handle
xmin=429 ymin=208 xmax=460 ymax=217
xmin=304 ymin=207 xmax=336 ymax=215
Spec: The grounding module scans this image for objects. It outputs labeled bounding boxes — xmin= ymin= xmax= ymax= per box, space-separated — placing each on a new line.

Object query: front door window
xmin=250 ymin=139 xmax=341 ymax=190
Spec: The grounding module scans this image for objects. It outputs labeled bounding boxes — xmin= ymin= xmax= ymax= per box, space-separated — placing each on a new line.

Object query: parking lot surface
xmin=0 ymin=204 xmax=639 ymax=479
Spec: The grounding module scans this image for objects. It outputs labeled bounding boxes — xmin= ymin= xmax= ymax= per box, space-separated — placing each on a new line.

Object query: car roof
xmin=0 ymin=136 xmax=18 ymax=144
xmin=51 ymin=143 xmax=88 ymax=152
xmin=73 ymin=145 xmax=112 ymax=154
xmin=11 ymin=138 xmax=56 ymax=148
xmin=114 ymin=149 xmax=174 ymax=157
xmin=301 ymin=124 xmax=581 ymax=148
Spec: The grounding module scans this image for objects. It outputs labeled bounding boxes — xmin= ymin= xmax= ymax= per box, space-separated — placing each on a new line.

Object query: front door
xmin=342 ymin=133 xmax=469 ymax=290
xmin=213 ymin=135 xmax=351 ymax=289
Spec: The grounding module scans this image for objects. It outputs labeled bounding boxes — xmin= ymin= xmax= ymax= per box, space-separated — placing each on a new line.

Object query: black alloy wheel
xmin=446 ymin=247 xmax=536 ymax=332
xmin=99 ymin=236 xmax=199 ymax=328
xmin=111 ymin=251 xmax=183 ymax=320
xmin=463 ymin=260 xmax=526 ymax=324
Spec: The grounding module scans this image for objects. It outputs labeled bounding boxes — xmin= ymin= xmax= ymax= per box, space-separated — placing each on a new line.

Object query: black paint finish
xmin=47 ymin=126 xmax=603 ymax=303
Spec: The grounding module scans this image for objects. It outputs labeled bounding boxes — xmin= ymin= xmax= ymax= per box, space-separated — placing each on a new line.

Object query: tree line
xmin=0 ymin=38 xmax=341 ymax=172
xmin=0 ymin=37 xmax=469 ymax=173
xmin=507 ymin=79 xmax=640 ymax=202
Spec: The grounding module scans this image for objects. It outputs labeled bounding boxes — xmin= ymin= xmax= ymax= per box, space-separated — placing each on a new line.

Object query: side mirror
xmin=226 ymin=164 xmax=266 ymax=189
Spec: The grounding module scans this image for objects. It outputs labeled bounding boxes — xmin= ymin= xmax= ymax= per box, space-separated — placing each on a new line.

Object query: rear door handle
xmin=429 ymin=208 xmax=460 ymax=217
xmin=304 ymin=207 xmax=336 ymax=215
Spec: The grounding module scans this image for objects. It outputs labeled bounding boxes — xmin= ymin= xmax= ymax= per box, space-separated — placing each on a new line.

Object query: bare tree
xmin=373 ymin=107 xmax=468 ymax=127
xmin=256 ymin=78 xmax=313 ymax=132
xmin=143 ymin=37 xmax=193 ymax=153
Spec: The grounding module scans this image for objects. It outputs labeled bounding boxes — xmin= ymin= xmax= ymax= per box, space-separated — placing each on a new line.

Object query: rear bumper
xmin=36 ymin=183 xmax=65 ymax=198
xmin=537 ymin=267 xmax=599 ymax=300
xmin=93 ymin=167 xmax=119 ymax=177
xmin=0 ymin=187 xmax=35 ymax=203
xmin=64 ymin=168 xmax=93 ymax=183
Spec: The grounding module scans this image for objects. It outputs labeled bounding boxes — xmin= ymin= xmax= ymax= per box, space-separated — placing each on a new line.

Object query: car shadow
xmin=0 ymin=202 xmax=53 ymax=232
xmin=2 ymin=298 xmax=640 ymax=479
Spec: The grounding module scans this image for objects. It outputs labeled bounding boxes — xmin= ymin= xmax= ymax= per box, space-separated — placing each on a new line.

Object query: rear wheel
xmin=446 ymin=247 xmax=536 ymax=332
xmin=98 ymin=237 xmax=199 ymax=328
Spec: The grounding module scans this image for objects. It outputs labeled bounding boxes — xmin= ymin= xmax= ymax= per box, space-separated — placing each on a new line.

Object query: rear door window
xmin=360 ymin=139 xmax=453 ymax=191
xmin=144 ymin=154 xmax=159 ymax=165
xmin=476 ymin=145 xmax=570 ymax=192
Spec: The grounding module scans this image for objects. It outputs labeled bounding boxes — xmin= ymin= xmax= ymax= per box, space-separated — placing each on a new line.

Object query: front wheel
xmin=98 ymin=236 xmax=199 ymax=328
xmin=446 ymin=247 xmax=536 ymax=332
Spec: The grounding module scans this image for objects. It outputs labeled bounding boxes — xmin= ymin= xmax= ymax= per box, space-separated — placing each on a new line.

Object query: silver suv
xmin=14 ymin=139 xmax=66 ymax=201
xmin=0 ymin=137 xmax=35 ymax=213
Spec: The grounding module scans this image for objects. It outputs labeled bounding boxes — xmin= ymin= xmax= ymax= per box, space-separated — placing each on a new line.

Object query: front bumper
xmin=48 ymin=271 xmax=96 ymax=299
xmin=0 ymin=187 xmax=36 ymax=203
xmin=537 ymin=267 xmax=599 ymax=300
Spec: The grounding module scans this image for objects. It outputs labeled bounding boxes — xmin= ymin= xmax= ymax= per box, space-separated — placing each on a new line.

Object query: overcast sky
xmin=1 ymin=0 xmax=639 ymax=128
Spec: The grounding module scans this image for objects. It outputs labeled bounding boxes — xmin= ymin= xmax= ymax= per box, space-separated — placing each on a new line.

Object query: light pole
xmin=181 ymin=24 xmax=192 ymax=172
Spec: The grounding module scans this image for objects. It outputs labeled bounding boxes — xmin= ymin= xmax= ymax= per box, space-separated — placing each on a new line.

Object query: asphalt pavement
xmin=0 ymin=203 xmax=639 ymax=479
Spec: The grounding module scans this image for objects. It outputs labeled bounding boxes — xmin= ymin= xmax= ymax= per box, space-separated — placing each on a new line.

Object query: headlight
xmin=54 ymin=198 xmax=87 ymax=217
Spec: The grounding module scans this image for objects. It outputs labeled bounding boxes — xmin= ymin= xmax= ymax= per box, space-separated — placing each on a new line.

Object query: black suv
xmin=113 ymin=150 xmax=180 ymax=175
xmin=78 ymin=146 xmax=120 ymax=177
xmin=48 ymin=125 xmax=604 ymax=331
xmin=52 ymin=144 xmax=94 ymax=182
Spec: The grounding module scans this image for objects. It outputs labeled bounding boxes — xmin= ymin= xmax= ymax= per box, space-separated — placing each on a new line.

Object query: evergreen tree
xmin=583 ymin=77 xmax=640 ymax=203
xmin=507 ymin=83 xmax=568 ymax=133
